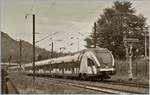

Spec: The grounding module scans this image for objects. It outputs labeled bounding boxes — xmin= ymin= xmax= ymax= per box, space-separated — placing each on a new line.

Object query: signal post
xmin=123 ymin=38 xmax=139 ymax=80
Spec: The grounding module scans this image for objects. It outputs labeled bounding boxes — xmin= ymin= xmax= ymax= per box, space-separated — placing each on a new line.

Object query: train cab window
xmin=87 ymin=58 xmax=95 ymax=66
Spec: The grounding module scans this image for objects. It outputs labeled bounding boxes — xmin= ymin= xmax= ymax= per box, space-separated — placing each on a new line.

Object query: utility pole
xmin=51 ymin=42 xmax=53 ymax=58
xmin=60 ymin=48 xmax=61 ymax=54
xmin=77 ymin=38 xmax=79 ymax=51
xmin=33 ymin=14 xmax=35 ymax=81
xmin=145 ymin=30 xmax=147 ymax=58
xmin=94 ymin=22 xmax=97 ymax=48
xmin=19 ymin=40 xmax=22 ymax=72
xmin=8 ymin=56 xmax=11 ymax=70
xmin=25 ymin=14 xmax=36 ymax=93
xmin=17 ymin=55 xmax=19 ymax=72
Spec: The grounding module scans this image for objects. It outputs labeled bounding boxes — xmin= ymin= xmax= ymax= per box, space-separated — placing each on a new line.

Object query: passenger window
xmin=88 ymin=59 xmax=95 ymax=66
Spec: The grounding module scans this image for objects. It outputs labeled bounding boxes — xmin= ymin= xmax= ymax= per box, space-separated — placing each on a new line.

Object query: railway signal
xmin=123 ymin=38 xmax=139 ymax=80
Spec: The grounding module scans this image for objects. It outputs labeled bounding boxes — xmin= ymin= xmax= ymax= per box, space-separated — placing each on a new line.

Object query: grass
xmin=112 ymin=57 xmax=149 ymax=84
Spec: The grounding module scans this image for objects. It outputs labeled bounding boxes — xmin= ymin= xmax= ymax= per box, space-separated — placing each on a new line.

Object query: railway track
xmin=43 ymin=77 xmax=132 ymax=94
xmin=101 ymin=80 xmax=149 ymax=89
xmin=26 ymin=73 xmax=148 ymax=94
xmin=46 ymin=77 xmax=148 ymax=94
xmin=27 ymin=72 xmax=148 ymax=89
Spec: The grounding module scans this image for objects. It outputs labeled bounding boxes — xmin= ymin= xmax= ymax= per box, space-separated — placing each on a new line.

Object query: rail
xmin=26 ymin=72 xmax=148 ymax=94
xmin=46 ymin=77 xmax=147 ymax=94
xmin=26 ymin=72 xmax=149 ymax=89
xmin=101 ymin=80 xmax=149 ymax=88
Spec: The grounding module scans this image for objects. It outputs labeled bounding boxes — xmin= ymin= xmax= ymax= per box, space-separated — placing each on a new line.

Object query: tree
xmin=85 ymin=1 xmax=149 ymax=59
xmin=37 ymin=54 xmax=43 ymax=61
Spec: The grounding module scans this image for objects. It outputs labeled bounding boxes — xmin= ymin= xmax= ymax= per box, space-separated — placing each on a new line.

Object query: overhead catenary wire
xmin=35 ymin=32 xmax=59 ymax=43
xmin=63 ymin=37 xmax=85 ymax=51
xmin=66 ymin=3 xmax=104 ymax=42
xmin=29 ymin=2 xmax=103 ymax=52
xmin=78 ymin=32 xmax=90 ymax=38
xmin=39 ymin=2 xmax=101 ymax=44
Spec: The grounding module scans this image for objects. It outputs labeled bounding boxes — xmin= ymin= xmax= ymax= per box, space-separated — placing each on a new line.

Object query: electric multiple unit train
xmin=10 ymin=47 xmax=115 ymax=80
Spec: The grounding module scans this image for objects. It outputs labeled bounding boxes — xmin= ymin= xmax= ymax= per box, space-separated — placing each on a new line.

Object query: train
xmin=10 ymin=47 xmax=116 ymax=80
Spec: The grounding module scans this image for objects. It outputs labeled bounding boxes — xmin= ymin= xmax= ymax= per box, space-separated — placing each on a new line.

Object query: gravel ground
xmin=47 ymin=76 xmax=149 ymax=94
xmin=8 ymin=72 xmax=105 ymax=94
xmin=8 ymin=72 xmax=149 ymax=94
xmin=111 ymin=74 xmax=149 ymax=85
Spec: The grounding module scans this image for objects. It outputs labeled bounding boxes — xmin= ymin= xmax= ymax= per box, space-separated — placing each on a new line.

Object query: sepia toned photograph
xmin=1 ymin=0 xmax=149 ymax=94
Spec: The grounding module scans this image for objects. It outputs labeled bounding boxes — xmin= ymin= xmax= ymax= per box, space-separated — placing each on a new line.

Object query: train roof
xmin=23 ymin=52 xmax=82 ymax=67
xmin=24 ymin=47 xmax=110 ymax=67
xmin=71 ymin=47 xmax=109 ymax=54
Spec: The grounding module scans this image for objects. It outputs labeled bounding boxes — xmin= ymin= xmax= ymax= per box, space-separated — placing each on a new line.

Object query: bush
xmin=115 ymin=57 xmax=149 ymax=79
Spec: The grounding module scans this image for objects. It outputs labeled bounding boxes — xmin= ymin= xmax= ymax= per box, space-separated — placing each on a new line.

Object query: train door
xmin=87 ymin=58 xmax=97 ymax=74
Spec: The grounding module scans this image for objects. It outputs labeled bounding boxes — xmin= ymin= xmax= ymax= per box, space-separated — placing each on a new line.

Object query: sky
xmin=1 ymin=0 xmax=150 ymax=53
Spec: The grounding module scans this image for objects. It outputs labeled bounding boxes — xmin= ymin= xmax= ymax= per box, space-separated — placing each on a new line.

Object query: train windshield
xmin=94 ymin=50 xmax=112 ymax=64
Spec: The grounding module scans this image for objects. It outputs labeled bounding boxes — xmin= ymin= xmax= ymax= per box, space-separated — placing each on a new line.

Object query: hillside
xmin=1 ymin=32 xmax=54 ymax=63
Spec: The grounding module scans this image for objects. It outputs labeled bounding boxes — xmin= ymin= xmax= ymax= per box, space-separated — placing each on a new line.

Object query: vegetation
xmin=85 ymin=1 xmax=149 ymax=59
xmin=1 ymin=32 xmax=61 ymax=63
xmin=114 ymin=58 xmax=149 ymax=83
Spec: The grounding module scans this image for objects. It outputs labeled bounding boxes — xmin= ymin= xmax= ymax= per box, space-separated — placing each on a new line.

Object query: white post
xmin=128 ymin=44 xmax=133 ymax=80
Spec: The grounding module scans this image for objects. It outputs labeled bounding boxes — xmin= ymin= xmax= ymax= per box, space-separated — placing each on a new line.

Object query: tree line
xmin=85 ymin=1 xmax=149 ymax=59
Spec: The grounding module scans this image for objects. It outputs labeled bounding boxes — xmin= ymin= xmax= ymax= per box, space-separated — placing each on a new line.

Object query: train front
xmin=80 ymin=48 xmax=115 ymax=80
xmin=93 ymin=49 xmax=115 ymax=73
xmin=92 ymin=49 xmax=115 ymax=78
